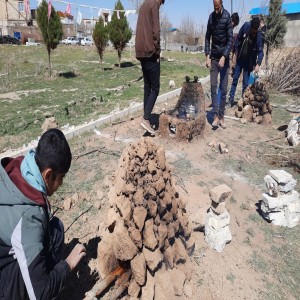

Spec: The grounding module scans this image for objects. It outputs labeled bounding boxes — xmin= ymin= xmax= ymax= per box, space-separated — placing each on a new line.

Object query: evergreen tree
xmin=37 ymin=0 xmax=63 ymax=76
xmin=108 ymin=0 xmax=132 ymax=67
xmin=265 ymin=0 xmax=287 ymax=67
xmin=93 ymin=16 xmax=109 ymax=66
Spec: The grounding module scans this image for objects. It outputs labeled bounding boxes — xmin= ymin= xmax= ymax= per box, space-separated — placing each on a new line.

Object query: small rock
xmin=63 ymin=197 xmax=72 ymax=211
xmin=94 ymin=201 xmax=101 ymax=209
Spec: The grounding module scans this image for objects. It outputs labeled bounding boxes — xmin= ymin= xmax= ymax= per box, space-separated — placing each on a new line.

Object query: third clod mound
xmin=97 ymin=138 xmax=195 ymax=299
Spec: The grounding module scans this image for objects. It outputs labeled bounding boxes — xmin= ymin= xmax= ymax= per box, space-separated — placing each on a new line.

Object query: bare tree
xmin=160 ymin=13 xmax=172 ymax=50
xmin=179 ymin=15 xmax=197 ymax=46
xmin=128 ymin=0 xmax=144 ymax=13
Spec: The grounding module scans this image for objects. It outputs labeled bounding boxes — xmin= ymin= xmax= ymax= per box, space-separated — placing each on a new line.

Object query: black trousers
xmin=140 ymin=54 xmax=160 ymax=120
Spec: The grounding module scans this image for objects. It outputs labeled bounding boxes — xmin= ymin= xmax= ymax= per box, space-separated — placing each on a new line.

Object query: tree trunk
xmin=118 ymin=49 xmax=121 ymax=68
xmin=47 ymin=47 xmax=51 ymax=77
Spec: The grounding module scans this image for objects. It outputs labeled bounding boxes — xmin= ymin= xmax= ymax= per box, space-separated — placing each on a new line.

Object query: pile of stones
xmin=205 ymin=184 xmax=232 ymax=252
xmin=235 ymin=80 xmax=272 ymax=125
xmin=262 ymin=170 xmax=299 ymax=228
xmin=97 ymin=138 xmax=195 ymax=299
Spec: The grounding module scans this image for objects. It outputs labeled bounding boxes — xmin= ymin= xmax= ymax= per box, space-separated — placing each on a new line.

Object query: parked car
xmin=0 ymin=35 xmax=21 ymax=45
xmin=61 ymin=36 xmax=79 ymax=45
xmin=81 ymin=37 xmax=93 ymax=46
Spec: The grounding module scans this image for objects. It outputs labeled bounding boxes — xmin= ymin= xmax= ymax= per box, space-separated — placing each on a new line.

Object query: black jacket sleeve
xmin=223 ymin=15 xmax=233 ymax=58
xmin=205 ymin=15 xmax=212 ymax=57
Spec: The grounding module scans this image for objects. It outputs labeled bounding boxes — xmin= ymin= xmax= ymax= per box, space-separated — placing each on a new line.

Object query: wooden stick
xmin=73 ymin=147 xmax=105 ymax=160
xmin=110 ymin=269 xmax=132 ymax=300
xmin=224 ymin=115 xmax=240 ymax=121
xmin=96 ymin=267 xmax=126 ymax=298
xmin=263 ymin=153 xmax=289 ymax=159
xmin=64 ymin=205 xmax=93 ymax=234
xmin=250 ymin=136 xmax=283 ymax=144
xmin=287 ymin=108 xmax=300 ymax=113
xmin=83 ymin=266 xmax=126 ymax=300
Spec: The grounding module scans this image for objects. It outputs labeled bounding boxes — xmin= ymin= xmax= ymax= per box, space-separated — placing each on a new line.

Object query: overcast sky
xmin=33 ymin=0 xmax=297 ymax=29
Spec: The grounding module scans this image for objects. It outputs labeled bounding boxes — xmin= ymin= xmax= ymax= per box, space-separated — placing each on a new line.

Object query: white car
xmin=81 ymin=37 xmax=93 ymax=46
xmin=61 ymin=37 xmax=79 ymax=45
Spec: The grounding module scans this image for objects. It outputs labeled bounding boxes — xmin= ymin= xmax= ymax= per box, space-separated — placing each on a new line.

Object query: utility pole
xmin=231 ymin=0 xmax=233 ymax=14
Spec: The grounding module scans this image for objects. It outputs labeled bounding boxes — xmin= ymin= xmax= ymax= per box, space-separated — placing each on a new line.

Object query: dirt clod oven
xmin=158 ymin=77 xmax=206 ymax=141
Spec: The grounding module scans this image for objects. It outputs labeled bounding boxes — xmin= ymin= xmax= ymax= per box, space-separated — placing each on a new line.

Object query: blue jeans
xmin=140 ymin=54 xmax=160 ymax=120
xmin=229 ymin=60 xmax=252 ymax=104
xmin=210 ymin=59 xmax=229 ymax=119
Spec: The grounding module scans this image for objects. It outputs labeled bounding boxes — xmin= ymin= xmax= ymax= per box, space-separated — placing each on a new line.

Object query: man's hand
xmin=66 ymin=243 xmax=86 ymax=271
xmin=206 ymin=56 xmax=211 ymax=69
xmin=254 ymin=64 xmax=260 ymax=74
xmin=218 ymin=56 xmax=225 ymax=68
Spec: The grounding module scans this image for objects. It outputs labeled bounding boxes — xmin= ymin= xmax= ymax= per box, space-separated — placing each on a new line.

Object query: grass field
xmin=0 ymin=45 xmax=208 ymax=150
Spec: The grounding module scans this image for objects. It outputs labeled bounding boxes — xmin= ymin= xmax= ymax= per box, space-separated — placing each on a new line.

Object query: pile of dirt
xmin=97 ymin=138 xmax=195 ymax=299
xmin=235 ymin=80 xmax=272 ymax=124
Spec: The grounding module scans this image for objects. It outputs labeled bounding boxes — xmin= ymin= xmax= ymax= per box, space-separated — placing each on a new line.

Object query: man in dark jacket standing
xmin=205 ymin=0 xmax=233 ymax=129
xmin=135 ymin=0 xmax=165 ymax=135
xmin=228 ymin=17 xmax=264 ymax=106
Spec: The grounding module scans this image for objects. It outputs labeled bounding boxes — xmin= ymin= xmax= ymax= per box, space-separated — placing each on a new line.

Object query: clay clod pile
xmin=97 ymin=138 xmax=195 ymax=299
xmin=235 ymin=80 xmax=272 ymax=124
xmin=159 ymin=79 xmax=206 ymax=141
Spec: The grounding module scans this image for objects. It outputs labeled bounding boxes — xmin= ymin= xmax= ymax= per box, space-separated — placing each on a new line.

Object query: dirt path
xmin=53 ymin=85 xmax=299 ymax=300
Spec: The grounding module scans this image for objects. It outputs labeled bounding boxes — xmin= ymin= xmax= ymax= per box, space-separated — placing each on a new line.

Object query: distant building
xmin=249 ymin=2 xmax=300 ymax=46
xmin=0 ymin=0 xmax=43 ymax=42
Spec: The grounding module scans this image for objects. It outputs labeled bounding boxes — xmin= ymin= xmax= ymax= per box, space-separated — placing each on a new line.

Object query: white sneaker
xmin=141 ymin=118 xmax=155 ymax=135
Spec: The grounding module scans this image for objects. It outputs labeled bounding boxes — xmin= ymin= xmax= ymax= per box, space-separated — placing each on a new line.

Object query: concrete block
xmin=269 ymin=170 xmax=293 ymax=184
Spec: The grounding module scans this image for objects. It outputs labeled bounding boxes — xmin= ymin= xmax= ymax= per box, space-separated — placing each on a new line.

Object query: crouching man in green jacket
xmin=0 ymin=128 xmax=86 ymax=300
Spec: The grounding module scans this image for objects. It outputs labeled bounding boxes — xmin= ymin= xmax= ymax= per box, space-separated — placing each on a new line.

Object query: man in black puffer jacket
xmin=205 ymin=0 xmax=233 ymax=129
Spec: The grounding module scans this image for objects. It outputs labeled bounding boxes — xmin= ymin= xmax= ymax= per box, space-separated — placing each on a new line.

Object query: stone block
xmin=128 ymin=280 xmax=141 ymax=297
xmin=209 ymin=184 xmax=232 ymax=203
xmin=168 ymin=268 xmax=186 ymax=296
xmin=173 ymin=237 xmax=187 ymax=264
xmin=268 ymin=211 xmax=287 ymax=227
xmin=141 ymin=271 xmax=155 ymax=300
xmin=204 ymin=225 xmax=232 ymax=252
xmin=210 ymin=201 xmax=226 ymax=215
xmin=206 ymin=209 xmax=230 ymax=230
xmin=131 ymin=253 xmax=146 ymax=286
xmin=97 ymin=235 xmax=119 ymax=279
xmin=143 ymin=247 xmax=163 ymax=272
xmin=269 ymin=170 xmax=293 ymax=184
xmin=113 ymin=221 xmax=138 ymax=261
xmin=279 ymin=178 xmax=297 ymax=193
xmin=262 ymin=193 xmax=282 ymax=210
xmin=143 ymin=219 xmax=158 ymax=250
xmin=154 ymin=268 xmax=175 ymax=300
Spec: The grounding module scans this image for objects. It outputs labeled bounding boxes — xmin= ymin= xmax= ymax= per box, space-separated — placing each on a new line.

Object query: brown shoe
xmin=219 ymin=118 xmax=227 ymax=129
xmin=141 ymin=118 xmax=155 ymax=134
xmin=212 ymin=115 xmax=219 ymax=127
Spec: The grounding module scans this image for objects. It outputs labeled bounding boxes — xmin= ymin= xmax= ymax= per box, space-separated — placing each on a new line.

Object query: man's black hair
xmin=251 ymin=17 xmax=260 ymax=30
xmin=35 ymin=128 xmax=72 ymax=176
xmin=231 ymin=12 xmax=239 ymax=27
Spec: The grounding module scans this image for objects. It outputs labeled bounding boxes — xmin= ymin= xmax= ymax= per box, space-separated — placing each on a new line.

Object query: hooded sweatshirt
xmin=0 ymin=157 xmax=70 ymax=300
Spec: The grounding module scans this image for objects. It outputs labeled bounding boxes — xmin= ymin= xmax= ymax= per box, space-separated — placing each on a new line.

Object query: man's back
xmin=135 ymin=0 xmax=161 ymax=59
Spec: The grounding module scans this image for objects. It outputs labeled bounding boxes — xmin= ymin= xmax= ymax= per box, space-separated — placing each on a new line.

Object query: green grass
xmin=226 ymin=272 xmax=236 ymax=284
xmin=248 ymin=251 xmax=269 ymax=274
xmin=0 ymin=45 xmax=208 ymax=150
xmin=171 ymin=154 xmax=203 ymax=179
xmin=247 ymin=216 xmax=300 ymax=300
